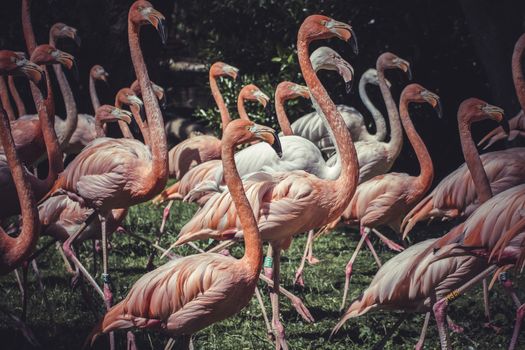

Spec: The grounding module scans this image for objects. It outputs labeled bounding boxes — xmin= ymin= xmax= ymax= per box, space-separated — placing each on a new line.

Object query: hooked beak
xmin=146 ymin=9 xmax=167 ymax=46
xmin=296 ymin=85 xmax=311 ymax=99
xmin=224 ymin=65 xmax=239 ymax=81
xmin=401 ymin=60 xmax=413 ymax=80
xmin=482 ymin=104 xmax=505 ymax=128
xmin=422 ymin=90 xmax=442 ymax=119
xmin=255 ymin=91 xmax=270 ymax=108
xmin=57 ymin=51 xmax=76 ymax=71
xmin=127 ymin=94 xmax=144 ymax=110
xmin=112 ymin=108 xmax=133 ymax=124
xmin=100 ymin=72 xmax=109 ymax=84
xmin=254 ymin=125 xmax=283 ymax=157
xmin=66 ymin=28 xmax=82 ymax=47
xmin=327 ymin=20 xmax=358 ymax=55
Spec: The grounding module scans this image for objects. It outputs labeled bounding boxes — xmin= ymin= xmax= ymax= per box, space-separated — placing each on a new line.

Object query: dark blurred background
xmin=0 ymin=0 xmax=524 ymax=180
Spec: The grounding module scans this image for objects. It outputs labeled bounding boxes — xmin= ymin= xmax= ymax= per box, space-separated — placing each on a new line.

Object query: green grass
xmin=0 ymin=200 xmax=523 ymax=349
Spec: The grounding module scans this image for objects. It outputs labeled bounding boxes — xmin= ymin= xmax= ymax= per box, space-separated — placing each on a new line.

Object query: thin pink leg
xmin=447 ymin=315 xmax=464 ymax=334
xmin=126 ymin=331 xmax=137 ymax=350
xmin=99 ymin=213 xmax=115 ymax=350
xmin=146 ymin=200 xmax=174 ymax=270
xmin=509 ymin=304 xmax=525 ymax=350
xmin=432 ymin=296 xmax=451 ymax=350
xmin=268 ymin=243 xmax=288 ymax=350
xmin=340 ymin=226 xmax=369 ymax=311
xmin=294 ymin=230 xmax=314 ymax=287
xmin=306 ymin=229 xmax=319 ymax=265
xmin=482 ymin=278 xmax=501 ymax=332
xmin=415 ymin=312 xmax=431 ymax=350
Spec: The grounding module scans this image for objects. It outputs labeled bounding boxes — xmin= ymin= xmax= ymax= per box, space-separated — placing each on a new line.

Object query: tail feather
xmin=331 ymin=292 xmax=376 ymax=337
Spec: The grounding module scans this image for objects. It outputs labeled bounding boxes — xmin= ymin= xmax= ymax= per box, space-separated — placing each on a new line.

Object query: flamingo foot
xmin=307 ymin=255 xmax=320 ymax=265
xmin=293 ymin=269 xmax=305 ymax=287
xmin=483 ymin=322 xmax=502 ymax=334
xmin=289 ymin=294 xmax=314 ymax=323
xmin=95 ymin=240 xmax=112 ymax=253
xmin=447 ymin=317 xmax=464 ymax=334
xmin=272 ymin=319 xmax=289 ymax=350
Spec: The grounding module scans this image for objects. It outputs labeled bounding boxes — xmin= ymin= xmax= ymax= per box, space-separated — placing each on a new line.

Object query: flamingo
xmin=0 ymin=45 xmax=73 ymax=219
xmin=332 ymin=238 xmax=487 ymax=350
xmin=166 ymin=15 xmax=359 ymax=349
xmin=166 ymin=61 xmax=239 ymax=180
xmin=0 ymin=50 xmax=44 ymax=274
xmin=8 ymin=73 xmax=27 ymax=117
xmin=42 ymin=3 xmax=168 ymax=341
xmin=334 ymin=83 xmax=441 ymax=310
xmin=85 ymin=119 xmax=281 ymax=349
xmin=0 ymin=76 xmax=16 ymax=121
xmin=478 ymin=33 xmax=525 ymax=149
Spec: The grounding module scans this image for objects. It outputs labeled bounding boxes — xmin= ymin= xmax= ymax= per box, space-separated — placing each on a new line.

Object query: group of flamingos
xmin=0 ymin=0 xmax=524 ymax=349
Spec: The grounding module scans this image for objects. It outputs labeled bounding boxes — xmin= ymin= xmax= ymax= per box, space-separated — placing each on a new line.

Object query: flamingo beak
xmin=19 ymin=60 xmax=48 ymax=99
xmin=224 ymin=65 xmax=239 ymax=81
xmin=112 ymin=108 xmax=133 ymax=124
xmin=297 ymin=85 xmax=311 ymax=99
xmin=401 ymin=60 xmax=413 ymax=80
xmin=100 ymin=72 xmax=109 ymax=84
xmin=253 ymin=125 xmax=282 ymax=157
xmin=422 ymin=90 xmax=442 ymax=119
xmin=327 ymin=20 xmax=358 ymax=55
xmin=66 ymin=28 xmax=82 ymax=47
xmin=146 ymin=9 xmax=167 ymax=46
xmin=482 ymin=104 xmax=506 ymax=129
xmin=255 ymin=91 xmax=270 ymax=108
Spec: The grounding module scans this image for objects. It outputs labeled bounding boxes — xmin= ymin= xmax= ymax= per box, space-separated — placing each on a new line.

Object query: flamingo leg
xmin=482 ymin=278 xmax=500 ymax=332
xmin=146 ymin=200 xmax=174 ymax=270
xmin=254 ymin=286 xmax=273 ymax=340
xmin=99 ymin=213 xmax=115 ymax=350
xmin=62 ymin=212 xmax=104 ymax=298
xmin=446 ymin=315 xmax=464 ymax=334
xmin=126 ymin=331 xmax=137 ymax=350
xmin=30 ymin=260 xmax=53 ymax=320
xmin=432 ymin=294 xmax=451 ymax=350
xmin=21 ymin=262 xmax=29 ymax=322
xmin=267 ymin=242 xmax=288 ymax=350
xmin=56 ymin=242 xmax=74 ymax=274
xmin=340 ymin=226 xmax=369 ymax=311
xmin=415 ymin=312 xmax=431 ymax=350
xmin=500 ymin=273 xmax=522 ymax=308
xmin=363 ymin=235 xmax=382 ymax=268
xmin=294 ymin=230 xmax=314 ymax=287
xmin=92 ymin=239 xmax=98 ymax=275
xmin=306 ymin=229 xmax=319 ymax=264
xmin=509 ymin=303 xmax=525 ymax=350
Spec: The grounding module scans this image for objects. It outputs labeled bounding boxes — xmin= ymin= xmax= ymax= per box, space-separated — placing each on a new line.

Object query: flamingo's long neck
xmin=115 ymin=98 xmax=135 ymax=139
xmin=130 ymin=104 xmax=151 ymax=145
xmin=398 ymin=96 xmax=433 ymax=199
xmin=22 ymin=0 xmax=54 ymax=119
xmin=360 ymin=75 xmax=386 ymax=141
xmin=297 ymin=34 xmax=358 ymax=219
xmin=377 ymin=65 xmax=402 ymax=162
xmin=275 ymin=92 xmax=293 ymax=136
xmin=22 ymin=1 xmax=63 ymax=191
xmin=8 ymin=76 xmax=26 ymax=116
xmin=210 ymin=73 xmax=231 ymax=135
xmin=0 ymin=105 xmax=39 ymax=275
xmin=237 ymin=93 xmax=251 ymax=121
xmin=222 ymin=133 xmax=262 ymax=277
xmin=89 ymin=75 xmax=101 ymax=112
xmin=49 ymin=36 xmax=78 ymax=148
xmin=0 ymin=78 xmax=15 ymax=121
xmin=128 ymin=21 xmax=168 ymax=195
xmin=512 ymin=34 xmax=525 ymax=112
xmin=458 ymin=115 xmax=492 ymax=203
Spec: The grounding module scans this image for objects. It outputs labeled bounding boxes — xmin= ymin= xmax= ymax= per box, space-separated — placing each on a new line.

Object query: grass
xmin=0 ymin=199 xmax=523 ymax=349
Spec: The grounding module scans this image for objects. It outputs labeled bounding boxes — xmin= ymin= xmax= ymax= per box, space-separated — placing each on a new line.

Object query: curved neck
xmin=94 ymin=117 xmax=107 ymax=138
xmin=458 ymin=115 xmax=492 ymax=203
xmin=512 ymin=35 xmax=525 ymax=112
xmin=209 ymin=73 xmax=231 ymax=135
xmin=8 ymin=76 xmax=26 ymax=116
xmin=360 ymin=77 xmax=386 ymax=141
xmin=222 ymin=135 xmax=262 ymax=276
xmin=297 ymin=35 xmax=358 ymax=217
xmin=399 ymin=98 xmax=433 ymax=197
xmin=236 ymin=94 xmax=251 ymax=121
xmin=377 ymin=67 xmax=402 ymax=160
xmin=128 ymin=21 xmax=168 ymax=192
xmin=89 ymin=75 xmax=101 ymax=111
xmin=0 ymin=105 xmax=39 ymax=275
xmin=275 ymin=93 xmax=293 ymax=136
xmin=22 ymin=0 xmax=54 ymax=119
xmin=115 ymin=99 xmax=135 ymax=139
xmin=131 ymin=104 xmax=150 ymax=145
xmin=0 ymin=77 xmax=15 ymax=121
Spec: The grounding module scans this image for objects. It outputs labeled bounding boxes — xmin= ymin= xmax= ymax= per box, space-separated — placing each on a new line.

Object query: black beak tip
xmin=72 ymin=61 xmax=79 ymax=81
xmin=435 ymin=102 xmax=443 ymax=119
xmin=272 ymin=132 xmax=283 ymax=158
xmin=345 ymin=80 xmax=354 ymax=94
xmin=406 ymin=67 xmax=413 ymax=81
xmin=158 ymin=19 xmax=168 ymax=46
xmin=74 ymin=35 xmax=82 ymax=47
xmin=349 ymin=28 xmax=358 ymax=55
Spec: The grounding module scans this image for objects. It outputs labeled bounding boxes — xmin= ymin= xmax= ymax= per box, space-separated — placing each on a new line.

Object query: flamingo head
xmin=129 ymin=1 xmax=167 ymax=45
xmin=91 ymin=65 xmax=109 ymax=83
xmin=299 ymin=15 xmax=358 ymax=55
xmin=116 ymin=88 xmax=144 ymax=112
xmin=211 ymin=62 xmax=239 ymax=81
xmin=310 ymin=46 xmax=355 ymax=93
xmin=402 ymin=83 xmax=442 ymax=118
xmin=31 ymin=44 xmax=76 ymax=71
xmin=276 ymin=81 xmax=310 ymax=101
xmin=378 ymin=52 xmax=412 ymax=80
xmin=0 ymin=50 xmax=47 ymax=98
xmin=96 ymin=105 xmax=132 ymax=125
xmin=362 ymin=68 xmax=391 ymax=88
xmin=240 ymin=84 xmax=270 ymax=108
xmin=459 ymin=98 xmax=508 ymax=133
xmin=50 ymin=23 xmax=81 ymax=46
xmin=225 ymin=119 xmax=282 ymax=157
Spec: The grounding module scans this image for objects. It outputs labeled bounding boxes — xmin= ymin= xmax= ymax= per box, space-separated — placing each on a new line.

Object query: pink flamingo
xmin=85 ymin=119 xmax=281 ymax=349
xmin=166 ymin=15 xmax=359 ymax=349
xmin=335 ymin=83 xmax=441 ymax=310
xmin=0 ymin=45 xmax=72 ymax=219
xmin=478 ymin=33 xmax=525 ymax=149
xmin=166 ymin=61 xmax=239 ymax=180
xmin=0 ymin=50 xmax=44 ymax=274
xmin=42 ymin=5 xmax=168 ymax=347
